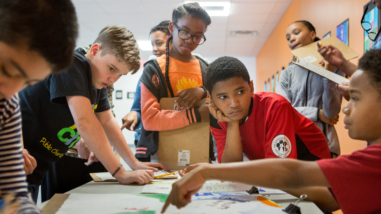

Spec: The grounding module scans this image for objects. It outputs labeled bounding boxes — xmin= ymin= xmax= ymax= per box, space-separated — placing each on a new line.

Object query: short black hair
xmin=293 ymin=20 xmax=320 ymax=42
xmin=0 ymin=0 xmax=78 ymax=73
xmin=206 ymin=56 xmax=250 ymax=94
xmin=149 ymin=20 xmax=171 ymax=36
xmin=172 ymin=2 xmax=211 ymax=26
xmin=358 ymin=49 xmax=381 ymax=97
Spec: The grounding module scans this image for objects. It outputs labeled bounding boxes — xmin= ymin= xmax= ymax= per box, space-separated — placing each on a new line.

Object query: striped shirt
xmin=0 ymin=95 xmax=40 ymax=213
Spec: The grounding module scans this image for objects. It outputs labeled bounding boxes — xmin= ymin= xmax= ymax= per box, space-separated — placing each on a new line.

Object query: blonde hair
xmin=94 ymin=26 xmax=140 ymax=74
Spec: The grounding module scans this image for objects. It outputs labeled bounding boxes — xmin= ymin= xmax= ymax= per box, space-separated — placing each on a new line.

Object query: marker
xmin=318 ymin=41 xmax=323 ymax=47
xmin=154 ymin=172 xmax=175 ymax=179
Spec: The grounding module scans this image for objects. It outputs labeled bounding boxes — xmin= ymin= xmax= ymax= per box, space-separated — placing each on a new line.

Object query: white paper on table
xmin=93 ymin=172 xmax=116 ymax=181
xmin=141 ymin=180 xmax=252 ymax=194
xmin=56 ymin=193 xmax=285 ymax=214
xmin=259 ymin=187 xmax=287 ymax=195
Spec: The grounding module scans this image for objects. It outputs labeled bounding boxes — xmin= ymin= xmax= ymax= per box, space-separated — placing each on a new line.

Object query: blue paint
xmin=0 ymin=200 xmax=5 ymax=211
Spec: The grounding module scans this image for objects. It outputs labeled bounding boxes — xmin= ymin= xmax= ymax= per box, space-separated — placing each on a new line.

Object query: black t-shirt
xmin=19 ymin=48 xmax=110 ymax=185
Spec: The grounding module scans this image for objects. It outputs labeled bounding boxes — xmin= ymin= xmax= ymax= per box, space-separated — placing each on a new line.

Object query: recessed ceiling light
xmin=184 ymin=2 xmax=230 ymax=16
xmin=137 ymin=40 xmax=152 ymax=51
xmin=230 ymin=31 xmax=259 ymax=37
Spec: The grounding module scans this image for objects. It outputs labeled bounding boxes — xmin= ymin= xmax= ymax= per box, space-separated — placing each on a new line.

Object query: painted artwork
xmin=271 ymin=75 xmax=275 ymax=92
xmin=268 ymin=79 xmax=270 ymax=92
xmin=322 ymin=31 xmax=331 ymax=39
xmin=364 ymin=5 xmax=379 ymax=52
xmin=264 ymin=82 xmax=267 ymax=92
xmin=276 ymin=72 xmax=279 ymax=91
xmin=337 ymin=19 xmax=349 ymax=46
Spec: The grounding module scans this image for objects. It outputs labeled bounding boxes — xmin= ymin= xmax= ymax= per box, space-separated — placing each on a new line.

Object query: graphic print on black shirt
xmin=19 ymin=48 xmax=110 ymax=184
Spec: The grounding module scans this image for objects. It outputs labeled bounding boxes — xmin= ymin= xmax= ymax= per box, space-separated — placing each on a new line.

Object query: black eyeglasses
xmin=173 ymin=23 xmax=206 ymax=45
xmin=361 ymin=3 xmax=380 ymax=41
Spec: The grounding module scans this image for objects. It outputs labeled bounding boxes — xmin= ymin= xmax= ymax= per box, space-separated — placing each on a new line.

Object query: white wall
xmin=112 ymin=56 xmax=256 ymax=145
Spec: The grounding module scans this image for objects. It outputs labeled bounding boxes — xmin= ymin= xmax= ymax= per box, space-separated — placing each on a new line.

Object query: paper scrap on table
xmin=55 ymin=193 xmax=284 ymax=214
xmin=141 ymin=180 xmax=252 ymax=194
xmin=93 ymin=172 xmax=116 ymax=182
xmin=93 ymin=171 xmax=178 ymax=182
xmin=293 ymin=56 xmax=349 ymax=84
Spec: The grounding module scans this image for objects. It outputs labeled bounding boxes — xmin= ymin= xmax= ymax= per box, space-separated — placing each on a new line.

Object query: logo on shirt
xmin=152 ymin=74 xmax=160 ymax=89
xmin=271 ymin=135 xmax=292 ymax=158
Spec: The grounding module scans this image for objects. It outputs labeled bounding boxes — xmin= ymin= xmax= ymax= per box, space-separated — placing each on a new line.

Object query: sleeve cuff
xmin=187 ymin=107 xmax=201 ymax=124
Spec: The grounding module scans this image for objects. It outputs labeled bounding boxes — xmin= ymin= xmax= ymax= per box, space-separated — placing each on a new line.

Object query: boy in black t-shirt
xmin=20 ymin=26 xmax=166 ymax=202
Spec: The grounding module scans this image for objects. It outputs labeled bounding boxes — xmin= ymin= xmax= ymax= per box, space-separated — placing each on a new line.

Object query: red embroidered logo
xmin=152 ymin=74 xmax=160 ymax=89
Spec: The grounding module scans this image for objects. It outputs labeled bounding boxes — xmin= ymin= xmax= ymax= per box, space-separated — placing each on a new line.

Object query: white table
xmin=38 ymin=180 xmax=323 ymax=214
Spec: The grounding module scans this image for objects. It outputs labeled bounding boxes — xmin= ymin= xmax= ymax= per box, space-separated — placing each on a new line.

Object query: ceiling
xmin=73 ymin=0 xmax=292 ymax=60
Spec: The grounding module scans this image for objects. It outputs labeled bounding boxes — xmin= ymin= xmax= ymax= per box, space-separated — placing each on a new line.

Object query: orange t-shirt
xmin=156 ymin=55 xmax=203 ymax=97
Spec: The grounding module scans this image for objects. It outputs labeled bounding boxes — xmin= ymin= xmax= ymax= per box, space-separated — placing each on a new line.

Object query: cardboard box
xmin=158 ymin=98 xmax=210 ymax=170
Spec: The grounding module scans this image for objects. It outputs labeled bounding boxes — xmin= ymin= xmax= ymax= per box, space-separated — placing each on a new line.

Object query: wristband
xmin=201 ymin=86 xmax=207 ymax=98
xmin=112 ymin=164 xmax=123 ymax=177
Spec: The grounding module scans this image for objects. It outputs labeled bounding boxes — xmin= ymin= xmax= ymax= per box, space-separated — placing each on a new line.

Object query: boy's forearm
xmin=201 ymin=159 xmax=328 ymax=190
xmin=221 ymin=121 xmax=243 ymax=163
xmin=76 ymin=116 xmax=121 ymax=173
xmin=340 ymin=60 xmax=358 ymax=77
xmin=100 ymin=112 xmax=138 ymax=167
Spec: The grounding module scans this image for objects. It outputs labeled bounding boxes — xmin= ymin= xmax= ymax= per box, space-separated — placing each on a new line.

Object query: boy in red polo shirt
xmin=207 ymin=56 xmax=331 ymax=163
xmin=163 ymin=50 xmax=381 ymax=214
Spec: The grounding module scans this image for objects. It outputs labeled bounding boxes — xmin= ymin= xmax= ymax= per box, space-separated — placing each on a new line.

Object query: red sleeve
xmin=141 ymin=83 xmax=199 ymax=131
xmin=317 ymin=144 xmax=381 ymax=214
xmin=264 ymin=101 xmax=298 ymax=159
xmin=210 ymin=123 xmax=227 ymax=163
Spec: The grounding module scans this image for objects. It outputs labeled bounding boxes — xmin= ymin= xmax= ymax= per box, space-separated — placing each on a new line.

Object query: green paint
xmin=136 ymin=194 xmax=168 ymax=202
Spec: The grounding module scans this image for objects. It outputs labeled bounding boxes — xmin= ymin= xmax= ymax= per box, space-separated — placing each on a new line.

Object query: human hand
xmin=130 ymin=161 xmax=169 ymax=172
xmin=178 ymin=163 xmax=211 ymax=177
xmin=208 ymin=100 xmax=234 ymax=123
xmin=162 ymin=166 xmax=209 ymax=213
xmin=319 ymin=109 xmax=339 ymax=126
xmin=176 ymin=87 xmax=204 ymax=109
xmin=84 ymin=152 xmax=99 ymax=166
xmin=338 ymin=81 xmax=350 ymax=101
xmin=22 ymin=149 xmax=37 ymax=175
xmin=75 ymin=138 xmax=91 ymax=160
xmin=319 ymin=59 xmax=336 ymax=72
xmin=317 ymin=44 xmax=346 ymax=69
xmin=198 ymin=100 xmax=211 ymax=122
xmin=115 ymin=169 xmax=154 ymax=185
xmin=121 ymin=111 xmax=138 ymax=131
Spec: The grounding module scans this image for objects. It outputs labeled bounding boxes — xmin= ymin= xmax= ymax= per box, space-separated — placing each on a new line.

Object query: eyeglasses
xmin=173 ymin=24 xmax=206 ymax=45
xmin=361 ymin=3 xmax=380 ymax=41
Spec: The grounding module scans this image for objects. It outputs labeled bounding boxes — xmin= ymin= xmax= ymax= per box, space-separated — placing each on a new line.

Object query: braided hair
xmin=165 ymin=2 xmax=211 ymax=97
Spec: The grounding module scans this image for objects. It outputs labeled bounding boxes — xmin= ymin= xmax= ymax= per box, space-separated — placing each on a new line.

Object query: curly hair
xmin=205 ymin=56 xmax=250 ymax=93
xmin=94 ymin=26 xmax=140 ymax=74
xmin=358 ymin=49 xmax=381 ymax=96
xmin=0 ymin=0 xmax=78 ymax=73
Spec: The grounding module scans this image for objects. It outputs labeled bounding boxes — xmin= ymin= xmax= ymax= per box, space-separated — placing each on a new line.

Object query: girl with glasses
xmin=136 ymin=2 xmax=214 ymax=162
xmin=277 ymin=20 xmax=344 ymax=159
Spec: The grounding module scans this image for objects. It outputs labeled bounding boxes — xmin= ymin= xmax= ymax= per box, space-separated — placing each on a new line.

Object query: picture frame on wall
xmin=276 ymin=71 xmax=279 ymax=89
xmin=264 ymin=82 xmax=267 ymax=92
xmin=363 ymin=2 xmax=381 ymax=52
xmin=127 ymin=92 xmax=135 ymax=99
xmin=337 ymin=19 xmax=349 ymax=46
xmin=322 ymin=31 xmax=331 ymax=39
xmin=115 ymin=90 xmax=122 ymax=100
xmin=271 ymin=75 xmax=275 ymax=92
xmin=267 ymin=78 xmax=270 ymax=92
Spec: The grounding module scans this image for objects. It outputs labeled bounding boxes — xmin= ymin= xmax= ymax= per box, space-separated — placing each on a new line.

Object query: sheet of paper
xmin=154 ymin=170 xmax=179 ymax=179
xmin=259 ymin=187 xmax=287 ymax=195
xmin=141 ymin=180 xmax=252 ymax=194
xmin=293 ymin=56 xmax=349 ymax=84
xmin=93 ymin=172 xmax=116 ymax=181
xmin=56 ymin=193 xmax=285 ymax=214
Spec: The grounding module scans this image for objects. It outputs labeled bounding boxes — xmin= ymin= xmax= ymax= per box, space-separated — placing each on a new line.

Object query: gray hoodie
xmin=276 ymin=64 xmax=343 ymax=155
